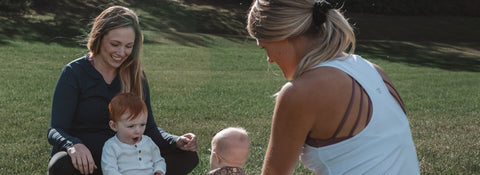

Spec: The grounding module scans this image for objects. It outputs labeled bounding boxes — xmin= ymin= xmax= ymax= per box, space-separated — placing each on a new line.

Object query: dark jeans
xmin=48 ymin=148 xmax=199 ymax=175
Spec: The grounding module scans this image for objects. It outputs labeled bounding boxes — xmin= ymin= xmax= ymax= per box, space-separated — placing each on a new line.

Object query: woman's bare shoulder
xmin=278 ymin=67 xmax=352 ymax=112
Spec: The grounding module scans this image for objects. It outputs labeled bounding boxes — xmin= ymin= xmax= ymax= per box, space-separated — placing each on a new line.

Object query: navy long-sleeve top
xmin=47 ymin=56 xmax=178 ymax=168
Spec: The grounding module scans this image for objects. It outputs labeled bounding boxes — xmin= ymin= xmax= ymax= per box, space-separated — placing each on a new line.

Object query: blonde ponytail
xmin=247 ymin=0 xmax=355 ymax=80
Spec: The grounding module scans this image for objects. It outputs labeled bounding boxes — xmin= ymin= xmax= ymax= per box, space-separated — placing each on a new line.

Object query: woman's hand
xmin=67 ymin=143 xmax=97 ymax=174
xmin=175 ymin=133 xmax=198 ymax=151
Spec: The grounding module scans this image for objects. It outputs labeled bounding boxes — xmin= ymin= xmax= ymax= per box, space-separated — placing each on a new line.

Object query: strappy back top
xmin=300 ymin=55 xmax=420 ymax=175
xmin=305 ymin=77 xmax=373 ymax=147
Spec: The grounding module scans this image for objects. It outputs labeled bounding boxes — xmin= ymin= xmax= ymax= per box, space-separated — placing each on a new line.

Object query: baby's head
xmin=108 ymin=92 xmax=148 ymax=145
xmin=210 ymin=127 xmax=250 ymax=169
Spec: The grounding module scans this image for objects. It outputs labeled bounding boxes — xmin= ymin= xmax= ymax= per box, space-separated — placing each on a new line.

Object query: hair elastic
xmin=312 ymin=0 xmax=333 ymax=26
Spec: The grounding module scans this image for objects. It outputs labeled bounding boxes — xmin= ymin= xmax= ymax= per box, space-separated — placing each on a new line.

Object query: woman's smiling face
xmin=95 ymin=26 xmax=135 ymax=71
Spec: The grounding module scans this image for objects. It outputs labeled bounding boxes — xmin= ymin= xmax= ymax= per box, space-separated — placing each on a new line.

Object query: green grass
xmin=0 ymin=35 xmax=479 ymax=174
xmin=1 ymin=1 xmax=479 ymax=174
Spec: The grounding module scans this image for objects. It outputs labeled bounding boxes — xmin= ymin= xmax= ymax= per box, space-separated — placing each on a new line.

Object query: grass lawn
xmin=0 ymin=33 xmax=479 ymax=174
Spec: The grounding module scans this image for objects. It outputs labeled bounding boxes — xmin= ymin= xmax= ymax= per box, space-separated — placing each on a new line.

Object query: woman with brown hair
xmin=47 ymin=6 xmax=198 ymax=175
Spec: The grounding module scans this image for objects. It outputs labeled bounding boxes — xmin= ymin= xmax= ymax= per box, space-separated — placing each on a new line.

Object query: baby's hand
xmin=154 ymin=170 xmax=164 ymax=175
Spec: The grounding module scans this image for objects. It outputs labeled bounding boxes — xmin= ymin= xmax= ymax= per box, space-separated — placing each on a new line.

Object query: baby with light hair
xmin=207 ymin=127 xmax=249 ymax=175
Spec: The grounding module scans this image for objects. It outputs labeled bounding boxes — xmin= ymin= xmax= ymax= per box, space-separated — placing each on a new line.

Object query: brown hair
xmin=109 ymin=92 xmax=147 ymax=122
xmin=87 ymin=6 xmax=145 ymax=100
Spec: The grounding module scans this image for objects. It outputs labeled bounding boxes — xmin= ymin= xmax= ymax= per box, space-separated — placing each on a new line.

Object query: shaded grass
xmin=0 ymin=36 xmax=479 ymax=174
xmin=0 ymin=0 xmax=248 ymax=47
xmin=349 ymin=13 xmax=480 ymax=42
xmin=4 ymin=1 xmax=479 ymax=49
xmin=357 ymin=40 xmax=480 ymax=72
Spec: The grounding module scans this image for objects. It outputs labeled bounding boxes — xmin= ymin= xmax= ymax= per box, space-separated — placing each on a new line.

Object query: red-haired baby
xmin=102 ymin=93 xmax=166 ymax=175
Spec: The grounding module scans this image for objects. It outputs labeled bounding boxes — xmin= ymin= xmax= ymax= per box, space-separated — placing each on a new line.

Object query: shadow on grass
xmin=357 ymin=40 xmax=480 ymax=72
xmin=0 ymin=0 xmax=247 ymax=47
xmin=0 ymin=0 xmax=119 ymax=47
xmin=0 ymin=16 xmax=85 ymax=47
xmin=349 ymin=13 xmax=480 ymax=43
xmin=129 ymin=0 xmax=247 ymax=46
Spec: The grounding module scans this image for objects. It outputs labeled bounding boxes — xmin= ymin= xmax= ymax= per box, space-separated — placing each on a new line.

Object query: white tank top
xmin=300 ymin=55 xmax=420 ymax=175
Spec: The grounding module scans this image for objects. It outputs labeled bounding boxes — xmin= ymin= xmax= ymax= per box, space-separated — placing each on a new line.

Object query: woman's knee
xmin=164 ymin=150 xmax=199 ymax=175
xmin=47 ymin=151 xmax=81 ymax=175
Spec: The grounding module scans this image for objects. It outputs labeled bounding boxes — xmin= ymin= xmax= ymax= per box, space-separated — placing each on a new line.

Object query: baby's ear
xmin=109 ymin=120 xmax=118 ymax=132
xmin=213 ymin=152 xmax=222 ymax=164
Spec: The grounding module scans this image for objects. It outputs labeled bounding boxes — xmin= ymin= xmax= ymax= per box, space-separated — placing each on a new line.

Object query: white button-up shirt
xmin=102 ymin=135 xmax=166 ymax=175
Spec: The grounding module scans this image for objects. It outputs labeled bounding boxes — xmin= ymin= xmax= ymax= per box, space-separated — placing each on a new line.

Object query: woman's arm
xmin=47 ymin=128 xmax=81 ymax=151
xmin=262 ymin=68 xmax=348 ymax=175
xmin=49 ymin=64 xmax=97 ymax=174
xmin=262 ymin=82 xmax=317 ymax=175
xmin=48 ymin=65 xmax=82 ymax=150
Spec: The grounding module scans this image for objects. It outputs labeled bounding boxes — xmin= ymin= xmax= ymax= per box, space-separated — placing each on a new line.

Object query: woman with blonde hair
xmin=47 ymin=6 xmax=198 ymax=175
xmin=247 ymin=0 xmax=420 ymax=174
